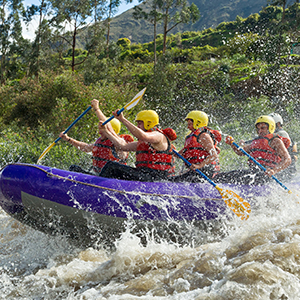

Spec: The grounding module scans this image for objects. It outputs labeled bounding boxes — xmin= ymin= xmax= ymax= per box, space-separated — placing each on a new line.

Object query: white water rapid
xmin=1 ymin=180 xmax=300 ymax=299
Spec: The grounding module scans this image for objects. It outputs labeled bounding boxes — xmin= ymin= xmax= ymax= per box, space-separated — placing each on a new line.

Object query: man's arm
xmin=99 ymin=122 xmax=138 ymax=151
xmin=190 ymin=133 xmax=218 ymax=170
xmin=59 ymin=132 xmax=94 ymax=152
xmin=91 ymin=99 xmax=106 ymax=122
xmin=111 ymin=109 xmax=166 ymax=148
xmin=225 ymin=136 xmax=251 ymax=156
xmin=267 ymin=138 xmax=291 ymax=176
xmin=91 ymin=99 xmax=117 ymax=137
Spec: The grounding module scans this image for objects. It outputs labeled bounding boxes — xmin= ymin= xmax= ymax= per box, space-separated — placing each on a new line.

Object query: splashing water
xmin=1 ymin=181 xmax=300 ymax=299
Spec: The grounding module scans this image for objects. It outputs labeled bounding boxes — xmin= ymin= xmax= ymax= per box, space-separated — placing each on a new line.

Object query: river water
xmin=1 ymin=178 xmax=300 ymax=299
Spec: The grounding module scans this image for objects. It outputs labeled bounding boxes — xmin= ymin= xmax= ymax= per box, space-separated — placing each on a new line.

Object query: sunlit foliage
xmin=1 ymin=4 xmax=300 ymax=172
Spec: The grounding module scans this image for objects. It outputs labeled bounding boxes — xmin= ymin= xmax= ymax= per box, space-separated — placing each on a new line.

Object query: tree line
xmin=1 ymin=0 xmax=124 ymax=81
xmin=1 ymin=2 xmax=300 ymax=169
xmin=0 ymin=0 xmax=200 ymax=82
xmin=2 ymin=0 xmax=300 ymax=83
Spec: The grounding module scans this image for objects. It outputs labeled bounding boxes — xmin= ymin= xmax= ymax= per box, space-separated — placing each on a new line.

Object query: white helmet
xmin=268 ymin=113 xmax=283 ymax=125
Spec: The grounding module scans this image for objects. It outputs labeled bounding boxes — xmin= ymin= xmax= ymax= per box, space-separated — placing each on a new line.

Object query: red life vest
xmin=135 ymin=128 xmax=175 ymax=172
xmin=249 ymin=133 xmax=290 ymax=168
xmin=182 ymin=127 xmax=221 ymax=171
xmin=92 ymin=137 xmax=125 ymax=172
xmin=120 ymin=134 xmax=134 ymax=143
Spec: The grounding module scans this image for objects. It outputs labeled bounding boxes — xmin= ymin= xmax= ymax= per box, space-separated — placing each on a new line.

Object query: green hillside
xmin=1 ymin=3 xmax=300 ymax=171
xmin=109 ymin=0 xmax=267 ymax=43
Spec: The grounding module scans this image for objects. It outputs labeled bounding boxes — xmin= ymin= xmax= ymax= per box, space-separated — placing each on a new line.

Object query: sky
xmin=22 ymin=0 xmax=140 ymax=40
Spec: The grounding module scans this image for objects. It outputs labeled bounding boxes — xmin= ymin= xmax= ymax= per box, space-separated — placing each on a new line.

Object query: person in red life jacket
xmin=59 ymin=99 xmax=132 ymax=175
xmin=269 ymin=112 xmax=297 ymax=179
xmin=214 ymin=115 xmax=291 ymax=185
xmin=239 ymin=112 xmax=297 ymax=180
xmin=169 ymin=110 xmax=221 ymax=183
xmin=98 ymin=109 xmax=177 ymax=182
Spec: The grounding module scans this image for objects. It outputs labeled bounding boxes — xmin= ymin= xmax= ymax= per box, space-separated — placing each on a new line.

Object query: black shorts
xmin=168 ymin=165 xmax=215 ymax=183
xmin=99 ymin=161 xmax=170 ymax=182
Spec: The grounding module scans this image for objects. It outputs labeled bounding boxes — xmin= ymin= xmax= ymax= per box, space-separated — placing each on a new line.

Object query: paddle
xmin=37 ymin=88 xmax=146 ymax=164
xmin=172 ymin=149 xmax=251 ymax=220
xmin=101 ymin=87 xmax=146 ymax=126
xmin=227 ymin=136 xmax=292 ymax=194
xmin=37 ymin=106 xmax=92 ymax=164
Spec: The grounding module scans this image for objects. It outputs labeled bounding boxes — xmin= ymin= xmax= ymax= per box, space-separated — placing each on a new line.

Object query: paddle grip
xmin=232 ymin=141 xmax=290 ymax=192
xmin=172 ymin=149 xmax=217 ymax=187
xmin=102 ymin=107 xmax=125 ymax=126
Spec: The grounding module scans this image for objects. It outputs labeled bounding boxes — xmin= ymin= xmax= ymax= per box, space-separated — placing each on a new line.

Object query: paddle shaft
xmin=172 ymin=149 xmax=217 ymax=187
xmin=101 ymin=87 xmax=146 ymax=126
xmin=172 ymin=148 xmax=251 ymax=220
xmin=231 ymin=141 xmax=291 ymax=193
xmin=54 ymin=106 xmax=92 ymax=143
xmin=38 ymin=88 xmax=146 ymax=164
xmin=102 ymin=107 xmax=125 ymax=126
xmin=59 ymin=88 xmax=145 ymax=139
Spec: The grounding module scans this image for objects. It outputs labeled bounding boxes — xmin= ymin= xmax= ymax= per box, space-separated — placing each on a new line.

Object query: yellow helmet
xmin=185 ymin=111 xmax=208 ymax=129
xmin=255 ymin=115 xmax=275 ymax=134
xmin=110 ymin=118 xmax=121 ymax=134
xmin=135 ymin=110 xmax=159 ymax=130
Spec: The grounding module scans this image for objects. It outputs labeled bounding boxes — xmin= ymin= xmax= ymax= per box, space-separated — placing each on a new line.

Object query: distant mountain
xmin=109 ymin=0 xmax=267 ymax=44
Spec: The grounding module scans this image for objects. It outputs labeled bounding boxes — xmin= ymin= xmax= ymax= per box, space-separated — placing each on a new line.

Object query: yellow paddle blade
xmin=124 ymin=88 xmax=146 ymax=110
xmin=215 ymin=186 xmax=251 ymax=221
xmin=37 ymin=142 xmax=56 ymax=164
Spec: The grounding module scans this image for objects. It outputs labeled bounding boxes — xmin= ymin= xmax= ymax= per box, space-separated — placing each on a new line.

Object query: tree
xmin=89 ymin=0 xmax=107 ymax=56
xmin=23 ymin=0 xmax=53 ymax=76
xmin=104 ymin=0 xmax=121 ymax=53
xmin=92 ymin=0 xmax=107 ymax=24
xmin=0 ymin=0 xmax=26 ymax=83
xmin=267 ymin=0 xmax=289 ymax=23
xmin=50 ymin=0 xmax=94 ymax=71
xmin=133 ymin=0 xmax=163 ymax=65
xmin=160 ymin=0 xmax=200 ymax=54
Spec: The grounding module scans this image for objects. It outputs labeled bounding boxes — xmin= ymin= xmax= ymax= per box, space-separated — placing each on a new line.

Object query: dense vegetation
xmin=1 ymin=4 xmax=300 ymax=173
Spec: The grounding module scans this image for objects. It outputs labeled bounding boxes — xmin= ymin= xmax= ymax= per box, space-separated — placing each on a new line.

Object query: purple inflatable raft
xmin=0 ymin=163 xmax=292 ymax=245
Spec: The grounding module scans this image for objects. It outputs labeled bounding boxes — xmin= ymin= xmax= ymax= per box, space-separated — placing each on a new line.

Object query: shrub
xmin=181 ymin=31 xmax=200 ymax=39
xmin=232 ymin=53 xmax=248 ymax=64
xmin=130 ymin=43 xmax=142 ymax=51
xmin=120 ymin=49 xmax=152 ymax=63
xmin=117 ymin=38 xmax=131 ymax=50
xmin=2 ymin=71 xmax=93 ymax=130
xmin=225 ymin=33 xmax=260 ymax=56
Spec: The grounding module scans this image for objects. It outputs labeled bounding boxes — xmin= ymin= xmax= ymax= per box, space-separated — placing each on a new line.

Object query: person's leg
xmin=100 ymin=161 xmax=134 ymax=180
xmin=214 ymin=169 xmax=270 ymax=185
xmin=100 ymin=162 xmax=170 ymax=182
xmin=168 ymin=170 xmax=204 ymax=183
xmin=168 ymin=164 xmax=215 ymax=183
xmin=69 ymin=165 xmax=95 ymax=175
xmin=138 ymin=168 xmax=169 ymax=182
xmin=100 ymin=161 xmax=152 ymax=181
